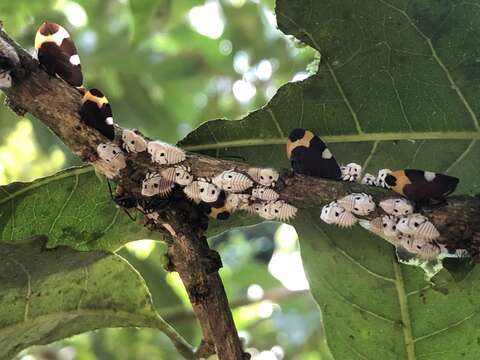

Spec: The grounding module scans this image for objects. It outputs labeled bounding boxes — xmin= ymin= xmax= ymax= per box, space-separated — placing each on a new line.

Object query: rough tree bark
xmin=1 ymin=24 xmax=479 ymax=360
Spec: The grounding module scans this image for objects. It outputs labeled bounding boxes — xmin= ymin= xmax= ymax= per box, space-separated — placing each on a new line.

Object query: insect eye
xmin=269 ymin=176 xmax=273 ymax=179
xmin=274 ymin=209 xmax=279 ymax=213
xmin=414 ymin=222 xmax=419 ymax=227
xmin=200 ymin=188 xmax=204 ymax=193
xmin=355 ymin=197 xmax=361 ymax=200
xmin=417 ymin=245 xmax=422 ymax=249
xmin=154 ymin=183 xmax=158 ymax=188
xmin=131 ymin=141 xmax=135 ymax=144
xmin=354 ymin=207 xmax=359 ymax=211
xmin=383 ymin=223 xmax=387 ymax=228
xmin=394 ymin=209 xmax=398 ymax=213
xmin=112 ymin=150 xmax=117 ymax=154
xmin=335 ymin=212 xmax=340 ymax=217
xmin=211 ymin=190 xmax=216 ymax=195
xmin=176 ymin=173 xmax=180 ymax=176
xmin=160 ymin=152 xmax=165 ymax=157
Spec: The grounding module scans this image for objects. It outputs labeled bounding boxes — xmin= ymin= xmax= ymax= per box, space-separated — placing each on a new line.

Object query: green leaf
xmin=0 ymin=166 xmax=156 ymax=251
xmin=0 ymin=237 xmax=192 ymax=360
xmin=179 ymin=0 xmax=480 ymax=358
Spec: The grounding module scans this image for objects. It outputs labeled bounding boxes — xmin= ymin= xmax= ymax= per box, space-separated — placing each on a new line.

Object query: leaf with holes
xmin=180 ymin=0 xmax=480 ymax=358
xmin=0 ymin=237 xmax=192 ymax=359
xmin=0 ymin=166 xmax=156 ymax=251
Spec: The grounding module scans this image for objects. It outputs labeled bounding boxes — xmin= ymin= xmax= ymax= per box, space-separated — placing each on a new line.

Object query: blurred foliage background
xmin=0 ymin=0 xmax=327 ymax=359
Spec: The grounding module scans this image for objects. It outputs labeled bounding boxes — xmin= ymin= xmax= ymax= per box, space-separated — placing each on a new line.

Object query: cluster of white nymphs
xmin=320 ymin=193 xmax=375 ymax=228
xmin=340 ymin=163 xmax=392 ymax=189
xmin=361 ymin=169 xmax=392 ymax=188
xmin=97 ymin=129 xmax=297 ymax=222
xmin=358 ymin=198 xmax=456 ymax=261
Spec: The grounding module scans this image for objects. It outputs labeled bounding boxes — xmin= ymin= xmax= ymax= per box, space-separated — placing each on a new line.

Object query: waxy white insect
xmin=161 ymin=165 xmax=193 ymax=186
xmin=320 ymin=202 xmax=357 ymax=228
xmin=122 ymin=129 xmax=147 ymax=153
xmin=96 ymin=143 xmax=126 ymax=177
xmin=379 ymin=198 xmax=414 ymax=216
xmin=225 ymin=193 xmax=251 ymax=212
xmin=141 ymin=172 xmax=174 ymax=197
xmin=260 ymin=200 xmax=297 ymax=221
xmin=212 ymin=169 xmax=253 ymax=192
xmin=361 ymin=173 xmax=376 ymax=186
xmin=396 ymin=214 xmax=440 ymax=241
xmin=247 ymin=167 xmax=279 ymax=187
xmin=340 ymin=163 xmax=362 ymax=182
xmin=183 ymin=178 xmax=220 ymax=203
xmin=375 ymin=169 xmax=392 ymax=188
xmin=251 ymin=186 xmax=279 ymax=201
xmin=147 ymin=140 xmax=186 ymax=165
xmin=337 ymin=193 xmax=375 ymax=216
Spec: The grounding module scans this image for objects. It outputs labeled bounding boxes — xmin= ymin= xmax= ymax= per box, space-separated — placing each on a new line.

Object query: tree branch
xmin=1 ymin=23 xmax=479 ymax=360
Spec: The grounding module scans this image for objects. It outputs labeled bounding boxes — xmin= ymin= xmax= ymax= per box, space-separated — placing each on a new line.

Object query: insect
xmin=247 ymin=167 xmax=279 ymax=187
xmin=379 ymin=198 xmax=414 ymax=216
xmin=34 ymin=22 xmax=83 ymax=87
xmin=141 ymin=172 xmax=174 ymax=197
xmin=359 ymin=215 xmax=399 ymax=245
xmin=396 ymin=214 xmax=440 ymax=241
xmin=286 ymin=128 xmax=341 ymax=179
xmin=251 ymin=186 xmax=279 ymax=201
xmin=212 ymin=169 xmax=253 ymax=192
xmin=0 ymin=37 xmax=19 ymax=88
xmin=184 ymin=178 xmax=220 ymax=203
xmin=121 ymin=129 xmax=147 ymax=153
xmin=340 ymin=163 xmax=362 ymax=182
xmin=225 ymin=193 xmax=251 ymax=212
xmin=336 ymin=193 xmax=375 ymax=216
xmin=80 ymin=89 xmax=115 ymax=140
xmin=375 ymin=169 xmax=392 ymax=188
xmin=96 ymin=143 xmax=126 ymax=175
xmin=201 ymin=192 xmax=231 ymax=220
xmin=247 ymin=202 xmax=264 ymax=215
xmin=384 ymin=169 xmax=459 ymax=202
xmin=161 ymin=165 xmax=193 ymax=186
xmin=147 ymin=140 xmax=186 ymax=165
xmin=320 ymin=202 xmax=357 ymax=228
xmin=398 ymin=234 xmax=441 ymax=260
xmin=260 ymin=200 xmax=297 ymax=221
xmin=361 ymin=173 xmax=376 ymax=186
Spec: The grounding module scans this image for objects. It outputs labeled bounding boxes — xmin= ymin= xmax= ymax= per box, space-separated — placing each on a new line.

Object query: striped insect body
xmin=96 ymin=143 xmax=126 ymax=176
xmin=361 ymin=173 xmax=376 ymax=186
xmin=320 ymin=202 xmax=357 ymax=228
xmin=340 ymin=163 xmax=362 ymax=182
xmin=337 ymin=193 xmax=375 ymax=216
xmin=184 ymin=178 xmax=220 ymax=203
xmin=247 ymin=167 xmax=279 ymax=187
xmin=247 ymin=202 xmax=264 ymax=216
xmin=379 ymin=198 xmax=414 ymax=216
xmin=397 ymin=214 xmax=440 ymax=241
xmin=161 ymin=165 xmax=193 ymax=186
xmin=251 ymin=186 xmax=279 ymax=201
xmin=375 ymin=169 xmax=392 ymax=188
xmin=121 ymin=129 xmax=147 ymax=153
xmin=225 ymin=193 xmax=251 ymax=212
xmin=141 ymin=172 xmax=174 ymax=197
xmin=35 ymin=22 xmax=83 ymax=87
xmin=147 ymin=141 xmax=186 ymax=165
xmin=260 ymin=200 xmax=297 ymax=221
xmin=212 ymin=169 xmax=253 ymax=192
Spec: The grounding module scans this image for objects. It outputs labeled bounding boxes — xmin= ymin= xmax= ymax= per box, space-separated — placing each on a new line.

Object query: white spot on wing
xmin=105 ymin=117 xmax=114 ymax=125
xmin=69 ymin=54 xmax=80 ymax=65
xmin=424 ymin=171 xmax=436 ymax=182
xmin=52 ymin=27 xmax=70 ymax=46
xmin=322 ymin=148 xmax=332 ymax=159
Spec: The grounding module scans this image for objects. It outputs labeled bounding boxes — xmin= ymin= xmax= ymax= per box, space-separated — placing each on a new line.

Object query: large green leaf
xmin=0 ymin=166 xmax=157 ymax=251
xmin=0 ymin=237 xmax=191 ymax=360
xmin=180 ymin=0 xmax=480 ymax=358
